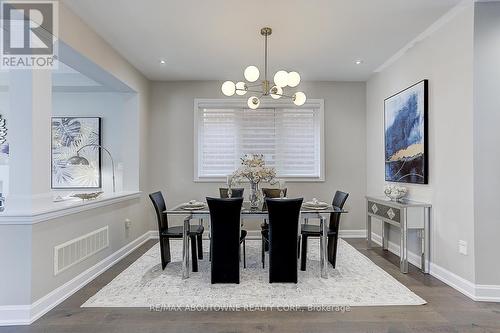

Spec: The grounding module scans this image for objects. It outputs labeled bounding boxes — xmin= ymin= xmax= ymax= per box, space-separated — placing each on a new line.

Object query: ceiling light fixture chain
xmin=221 ymin=27 xmax=306 ymax=109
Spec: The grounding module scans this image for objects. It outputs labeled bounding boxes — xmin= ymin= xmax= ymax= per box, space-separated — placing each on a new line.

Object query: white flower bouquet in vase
xmin=231 ymin=154 xmax=276 ymax=208
xmin=384 ymin=184 xmax=408 ymax=202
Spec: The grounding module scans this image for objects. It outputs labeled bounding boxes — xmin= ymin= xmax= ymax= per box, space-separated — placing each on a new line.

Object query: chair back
xmin=207 ymin=197 xmax=243 ymax=284
xmin=266 ymin=197 xmax=303 ymax=283
xmin=329 ymin=191 xmax=349 ymax=232
xmin=149 ymin=191 xmax=169 ymax=232
xmin=219 ymin=188 xmax=244 ymax=198
xmin=262 ymin=187 xmax=287 ymax=210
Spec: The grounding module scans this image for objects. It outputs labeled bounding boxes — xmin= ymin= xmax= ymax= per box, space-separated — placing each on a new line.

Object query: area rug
xmin=82 ymin=238 xmax=425 ymax=308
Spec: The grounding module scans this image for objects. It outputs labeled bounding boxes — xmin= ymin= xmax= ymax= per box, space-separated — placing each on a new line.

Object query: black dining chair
xmin=260 ymin=188 xmax=287 ymax=252
xmin=149 ymin=191 xmax=204 ymax=271
xmin=219 ymin=188 xmax=244 ymax=199
xmin=207 ymin=197 xmax=244 ymax=284
xmin=262 ymin=197 xmax=303 ymax=283
xmin=219 ymin=188 xmax=247 ymax=268
xmin=300 ymin=191 xmax=349 ymax=271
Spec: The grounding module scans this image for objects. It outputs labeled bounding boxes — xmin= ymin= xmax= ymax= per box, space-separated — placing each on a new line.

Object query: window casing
xmin=194 ymin=99 xmax=324 ymax=182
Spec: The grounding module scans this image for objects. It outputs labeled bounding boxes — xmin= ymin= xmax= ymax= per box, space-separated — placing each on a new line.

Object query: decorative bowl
xmin=71 ymin=191 xmax=103 ymax=201
xmin=384 ymin=185 xmax=407 ymax=202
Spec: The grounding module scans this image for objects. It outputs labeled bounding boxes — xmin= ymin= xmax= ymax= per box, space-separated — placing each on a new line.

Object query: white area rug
xmin=82 ymin=238 xmax=425 ymax=308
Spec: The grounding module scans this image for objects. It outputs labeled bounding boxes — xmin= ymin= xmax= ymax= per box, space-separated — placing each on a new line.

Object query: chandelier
xmin=221 ymin=27 xmax=306 ymax=109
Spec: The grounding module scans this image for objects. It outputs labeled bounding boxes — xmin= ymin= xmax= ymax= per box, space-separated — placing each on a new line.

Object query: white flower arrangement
xmin=231 ymin=154 xmax=276 ymax=184
xmin=384 ymin=184 xmax=408 ymax=202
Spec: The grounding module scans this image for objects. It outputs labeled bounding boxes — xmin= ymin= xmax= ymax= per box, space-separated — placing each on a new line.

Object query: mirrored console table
xmin=365 ymin=196 xmax=431 ymax=274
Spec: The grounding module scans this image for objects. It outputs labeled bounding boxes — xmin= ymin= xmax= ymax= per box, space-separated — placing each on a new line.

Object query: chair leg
xmin=190 ymin=235 xmax=198 ymax=272
xmin=330 ymin=235 xmax=339 ymax=268
xmin=300 ymin=235 xmax=308 ymax=271
xmin=197 ymin=234 xmax=203 ymax=260
xmin=243 ymin=239 xmax=246 ymax=268
xmin=297 ymin=235 xmax=301 ymax=259
xmin=159 ymin=236 xmax=171 ymax=270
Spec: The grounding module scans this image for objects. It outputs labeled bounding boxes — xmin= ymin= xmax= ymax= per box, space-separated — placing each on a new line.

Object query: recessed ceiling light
xmin=355 ymin=60 xmax=364 ymax=65
xmin=160 ymin=59 xmax=166 ymax=65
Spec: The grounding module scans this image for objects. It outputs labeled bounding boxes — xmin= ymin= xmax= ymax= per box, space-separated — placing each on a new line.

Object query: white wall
xmin=148 ymin=81 xmax=366 ymax=232
xmin=473 ymin=2 xmax=500 ymax=286
xmin=366 ymin=5 xmax=475 ymax=281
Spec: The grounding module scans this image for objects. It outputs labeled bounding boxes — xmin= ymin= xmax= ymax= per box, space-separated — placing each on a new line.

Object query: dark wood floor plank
xmin=2 ymin=238 xmax=500 ymax=333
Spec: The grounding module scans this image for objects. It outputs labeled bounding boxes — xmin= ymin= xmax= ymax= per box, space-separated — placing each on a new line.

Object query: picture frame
xmin=51 ymin=117 xmax=102 ymax=189
xmin=384 ymin=80 xmax=428 ymax=184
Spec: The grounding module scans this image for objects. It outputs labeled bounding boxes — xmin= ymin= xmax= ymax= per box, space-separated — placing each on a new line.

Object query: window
xmin=194 ymin=99 xmax=324 ymax=181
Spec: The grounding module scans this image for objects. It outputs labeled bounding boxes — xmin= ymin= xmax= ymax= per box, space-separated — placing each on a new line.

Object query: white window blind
xmin=195 ymin=100 xmax=324 ymax=181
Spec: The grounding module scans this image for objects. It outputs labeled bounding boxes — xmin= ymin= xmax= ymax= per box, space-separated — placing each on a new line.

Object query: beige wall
xmin=366 ymin=5 xmax=475 ymax=281
xmin=148 ymin=81 xmax=366 ymax=232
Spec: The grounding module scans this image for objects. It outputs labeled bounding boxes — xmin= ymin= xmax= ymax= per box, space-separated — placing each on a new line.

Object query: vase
xmin=249 ymin=181 xmax=261 ymax=209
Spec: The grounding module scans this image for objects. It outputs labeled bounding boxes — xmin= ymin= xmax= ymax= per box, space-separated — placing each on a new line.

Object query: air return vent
xmin=54 ymin=226 xmax=109 ymax=275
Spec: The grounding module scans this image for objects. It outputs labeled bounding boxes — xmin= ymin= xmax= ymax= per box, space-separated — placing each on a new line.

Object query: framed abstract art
xmin=384 ymin=80 xmax=428 ymax=184
xmin=51 ymin=117 xmax=102 ymax=189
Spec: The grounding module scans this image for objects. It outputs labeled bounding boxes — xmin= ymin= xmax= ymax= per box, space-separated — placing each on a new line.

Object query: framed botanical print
xmin=51 ymin=117 xmax=102 ymax=189
xmin=384 ymin=80 xmax=428 ymax=184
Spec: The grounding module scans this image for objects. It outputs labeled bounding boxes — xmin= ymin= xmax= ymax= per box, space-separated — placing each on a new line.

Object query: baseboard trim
xmin=429 ymin=261 xmax=476 ymax=300
xmin=370 ymin=232 xmax=500 ymax=303
xmin=0 ymin=305 xmax=31 ymax=326
xmin=0 ymin=230 xmax=154 ymax=326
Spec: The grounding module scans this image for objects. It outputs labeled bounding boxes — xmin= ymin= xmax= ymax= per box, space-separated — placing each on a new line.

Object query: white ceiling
xmin=63 ymin=0 xmax=462 ymax=81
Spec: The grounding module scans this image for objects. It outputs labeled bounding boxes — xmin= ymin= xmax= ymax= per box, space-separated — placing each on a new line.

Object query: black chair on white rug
xmin=263 ymin=197 xmax=303 ymax=283
xmin=149 ymin=191 xmax=204 ymax=271
xmin=207 ymin=197 xmax=244 ymax=284
xmin=300 ymin=190 xmax=349 ymax=271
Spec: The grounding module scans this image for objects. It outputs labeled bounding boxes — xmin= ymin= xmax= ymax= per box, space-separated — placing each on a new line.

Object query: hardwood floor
xmin=2 ymin=238 xmax=500 ymax=333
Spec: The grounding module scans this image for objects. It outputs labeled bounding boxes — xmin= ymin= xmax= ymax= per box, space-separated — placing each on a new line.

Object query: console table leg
xmin=400 ymin=209 xmax=408 ymax=273
xmin=423 ymin=207 xmax=431 ymax=274
xmin=382 ymin=222 xmax=389 ymax=250
xmin=366 ymin=213 xmax=372 ymax=248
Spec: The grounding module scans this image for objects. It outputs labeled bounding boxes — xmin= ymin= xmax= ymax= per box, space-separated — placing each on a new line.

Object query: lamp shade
xmin=67 ymin=155 xmax=90 ymax=166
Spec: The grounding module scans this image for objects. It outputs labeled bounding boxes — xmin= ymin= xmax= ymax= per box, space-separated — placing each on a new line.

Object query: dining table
xmin=164 ymin=201 xmax=347 ymax=280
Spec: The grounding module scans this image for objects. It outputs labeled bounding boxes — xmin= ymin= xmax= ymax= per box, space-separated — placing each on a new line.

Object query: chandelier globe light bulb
xmin=221 ymin=81 xmax=236 ymax=96
xmin=293 ymin=91 xmax=306 ymax=106
xmin=235 ymin=81 xmax=248 ymax=95
xmin=270 ymin=85 xmax=283 ymax=99
xmin=247 ymin=96 xmax=260 ymax=109
xmin=287 ymin=71 xmax=301 ymax=87
xmin=274 ymin=70 xmax=289 ymax=87
xmin=244 ymin=66 xmax=260 ymax=82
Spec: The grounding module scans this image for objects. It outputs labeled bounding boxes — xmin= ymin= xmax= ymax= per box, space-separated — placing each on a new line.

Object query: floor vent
xmin=54 ymin=226 xmax=109 ymax=275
